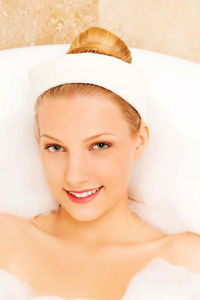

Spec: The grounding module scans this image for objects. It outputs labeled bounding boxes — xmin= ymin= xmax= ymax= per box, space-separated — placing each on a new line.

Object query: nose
xmin=65 ymin=153 xmax=89 ymax=188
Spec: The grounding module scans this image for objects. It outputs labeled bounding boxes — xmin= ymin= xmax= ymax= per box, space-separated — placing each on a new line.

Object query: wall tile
xmin=0 ymin=0 xmax=98 ymax=50
xmin=99 ymin=0 xmax=200 ymax=63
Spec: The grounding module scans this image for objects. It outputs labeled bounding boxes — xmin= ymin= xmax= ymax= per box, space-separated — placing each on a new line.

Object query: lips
xmin=65 ymin=186 xmax=103 ymax=204
xmin=67 ymin=186 xmax=103 ymax=194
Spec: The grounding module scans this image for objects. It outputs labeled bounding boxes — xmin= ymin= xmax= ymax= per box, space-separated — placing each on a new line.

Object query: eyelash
xmin=43 ymin=142 xmax=112 ymax=153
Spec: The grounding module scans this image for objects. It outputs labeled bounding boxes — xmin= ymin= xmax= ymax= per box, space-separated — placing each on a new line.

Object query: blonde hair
xmin=34 ymin=26 xmax=142 ymax=141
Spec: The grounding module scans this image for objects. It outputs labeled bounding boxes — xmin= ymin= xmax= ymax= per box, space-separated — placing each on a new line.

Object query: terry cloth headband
xmin=28 ymin=52 xmax=150 ymax=127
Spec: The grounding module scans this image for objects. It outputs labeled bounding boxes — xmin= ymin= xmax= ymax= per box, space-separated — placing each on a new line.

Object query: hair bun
xmin=67 ymin=26 xmax=132 ymax=64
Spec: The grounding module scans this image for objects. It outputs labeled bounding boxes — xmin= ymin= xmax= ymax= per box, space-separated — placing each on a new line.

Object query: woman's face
xmin=37 ymin=93 xmax=147 ymax=222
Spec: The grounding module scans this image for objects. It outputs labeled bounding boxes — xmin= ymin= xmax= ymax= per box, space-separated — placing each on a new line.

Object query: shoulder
xmin=164 ymin=232 xmax=200 ymax=273
xmin=0 ymin=213 xmax=28 ymax=231
xmin=0 ymin=213 xmax=29 ymax=267
xmin=0 ymin=213 xmax=21 ymax=232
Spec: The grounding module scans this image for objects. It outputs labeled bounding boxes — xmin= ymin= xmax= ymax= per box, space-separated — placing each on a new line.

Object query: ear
xmin=134 ymin=122 xmax=150 ymax=159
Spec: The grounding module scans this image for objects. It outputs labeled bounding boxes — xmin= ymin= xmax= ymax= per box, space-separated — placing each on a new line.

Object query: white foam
xmin=1 ymin=258 xmax=200 ymax=300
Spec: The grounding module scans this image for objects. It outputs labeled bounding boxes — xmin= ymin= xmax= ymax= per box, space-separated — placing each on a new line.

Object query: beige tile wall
xmin=99 ymin=0 xmax=200 ymax=63
xmin=0 ymin=0 xmax=98 ymax=49
xmin=0 ymin=0 xmax=199 ymax=63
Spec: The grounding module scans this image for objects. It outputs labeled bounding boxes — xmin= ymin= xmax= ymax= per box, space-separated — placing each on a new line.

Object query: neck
xmin=51 ymin=192 xmax=160 ymax=248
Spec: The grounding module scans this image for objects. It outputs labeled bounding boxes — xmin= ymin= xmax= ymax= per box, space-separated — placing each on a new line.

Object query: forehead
xmin=38 ymin=94 xmax=129 ymax=134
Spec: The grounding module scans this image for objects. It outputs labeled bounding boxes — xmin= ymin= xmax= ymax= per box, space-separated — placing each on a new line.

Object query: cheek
xmin=41 ymin=155 xmax=65 ymax=184
xmin=109 ymin=148 xmax=133 ymax=184
xmin=91 ymin=150 xmax=131 ymax=183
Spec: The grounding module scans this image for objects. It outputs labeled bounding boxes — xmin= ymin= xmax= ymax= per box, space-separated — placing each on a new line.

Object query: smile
xmin=65 ymin=186 xmax=103 ymax=204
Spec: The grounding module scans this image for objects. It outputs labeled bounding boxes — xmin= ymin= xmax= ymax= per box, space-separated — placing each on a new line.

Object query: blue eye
xmin=44 ymin=144 xmax=63 ymax=153
xmin=43 ymin=142 xmax=111 ymax=153
xmin=92 ymin=142 xmax=110 ymax=150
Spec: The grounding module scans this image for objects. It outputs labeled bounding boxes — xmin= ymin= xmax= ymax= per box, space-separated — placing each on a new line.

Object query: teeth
xmin=69 ymin=187 xmax=101 ymax=197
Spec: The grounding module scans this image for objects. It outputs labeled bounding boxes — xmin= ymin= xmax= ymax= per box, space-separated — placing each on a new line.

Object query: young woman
xmin=0 ymin=26 xmax=199 ymax=300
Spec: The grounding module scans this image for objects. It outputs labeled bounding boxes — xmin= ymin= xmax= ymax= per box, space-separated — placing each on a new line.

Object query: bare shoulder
xmin=0 ymin=213 xmax=29 ymax=267
xmin=163 ymin=232 xmax=200 ymax=273
xmin=0 ymin=213 xmax=28 ymax=231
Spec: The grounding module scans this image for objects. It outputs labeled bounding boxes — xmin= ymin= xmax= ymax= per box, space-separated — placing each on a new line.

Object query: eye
xmin=43 ymin=144 xmax=63 ymax=153
xmin=92 ymin=142 xmax=111 ymax=151
xmin=43 ymin=142 xmax=112 ymax=153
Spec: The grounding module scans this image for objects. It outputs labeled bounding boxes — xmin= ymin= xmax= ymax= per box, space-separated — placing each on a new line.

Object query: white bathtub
xmin=0 ymin=43 xmax=200 ymax=300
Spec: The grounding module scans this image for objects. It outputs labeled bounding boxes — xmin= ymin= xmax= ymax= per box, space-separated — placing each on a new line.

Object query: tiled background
xmin=0 ymin=0 xmax=199 ymax=63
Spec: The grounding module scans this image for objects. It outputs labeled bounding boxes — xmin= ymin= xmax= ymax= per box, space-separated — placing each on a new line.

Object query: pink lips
xmin=68 ymin=186 xmax=103 ymax=193
xmin=65 ymin=186 xmax=103 ymax=204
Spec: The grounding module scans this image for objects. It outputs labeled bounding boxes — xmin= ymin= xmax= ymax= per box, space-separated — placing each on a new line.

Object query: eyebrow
xmin=40 ymin=131 xmax=117 ymax=143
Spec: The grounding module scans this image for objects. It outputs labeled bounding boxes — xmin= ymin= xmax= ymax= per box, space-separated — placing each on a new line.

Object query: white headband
xmin=28 ymin=52 xmax=151 ymax=127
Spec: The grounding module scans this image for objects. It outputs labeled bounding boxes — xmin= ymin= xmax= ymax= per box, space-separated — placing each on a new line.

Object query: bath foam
xmin=0 ymin=257 xmax=200 ymax=300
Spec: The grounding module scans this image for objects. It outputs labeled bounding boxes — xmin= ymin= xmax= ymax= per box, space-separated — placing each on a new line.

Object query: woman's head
xmin=33 ymin=26 xmax=149 ymax=221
